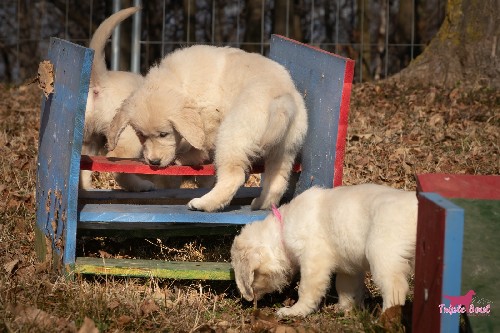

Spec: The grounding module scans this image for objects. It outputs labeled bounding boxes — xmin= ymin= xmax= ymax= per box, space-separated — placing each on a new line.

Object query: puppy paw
xmin=276 ymin=305 xmax=312 ymax=317
xmin=187 ymin=197 xmax=224 ymax=212
xmin=250 ymin=197 xmax=273 ymax=211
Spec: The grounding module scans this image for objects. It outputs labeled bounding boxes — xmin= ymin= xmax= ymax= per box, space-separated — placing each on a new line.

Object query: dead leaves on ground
xmin=6 ymin=304 xmax=98 ymax=333
xmin=0 ymin=81 xmax=498 ymax=332
xmin=344 ymin=82 xmax=499 ymax=189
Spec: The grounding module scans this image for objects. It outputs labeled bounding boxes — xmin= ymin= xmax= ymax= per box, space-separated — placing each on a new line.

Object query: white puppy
xmin=231 ymin=184 xmax=418 ymax=317
xmin=82 ymin=7 xmax=173 ymax=191
xmin=107 ymin=45 xmax=308 ymax=212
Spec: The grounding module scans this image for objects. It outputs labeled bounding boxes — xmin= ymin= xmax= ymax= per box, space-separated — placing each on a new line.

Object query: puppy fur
xmin=107 ymin=45 xmax=308 ymax=212
xmin=231 ymin=184 xmax=418 ymax=317
xmin=82 ymin=7 xmax=183 ymax=191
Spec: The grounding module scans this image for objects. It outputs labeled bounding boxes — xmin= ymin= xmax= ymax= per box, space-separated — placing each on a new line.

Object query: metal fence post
xmin=131 ymin=0 xmax=142 ymax=73
xmin=111 ymin=0 xmax=121 ymax=71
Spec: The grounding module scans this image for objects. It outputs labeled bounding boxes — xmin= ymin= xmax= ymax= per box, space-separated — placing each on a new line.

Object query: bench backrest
xmin=269 ymin=35 xmax=354 ymax=195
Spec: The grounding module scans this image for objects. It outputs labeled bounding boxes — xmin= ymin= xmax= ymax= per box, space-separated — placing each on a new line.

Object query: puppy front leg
xmin=277 ymin=260 xmax=333 ymax=317
xmin=188 ymin=164 xmax=246 ymax=212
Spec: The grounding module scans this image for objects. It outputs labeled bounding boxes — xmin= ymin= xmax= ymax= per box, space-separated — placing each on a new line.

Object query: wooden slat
xmin=35 ymin=38 xmax=93 ymax=269
xmin=78 ymin=186 xmax=262 ymax=201
xmin=412 ymin=193 xmax=464 ymax=333
xmin=78 ymin=203 xmax=268 ymax=228
xmin=74 ymin=257 xmax=233 ymax=280
xmin=80 ymin=155 xmax=302 ymax=175
xmin=270 ymin=35 xmax=354 ymax=195
xmin=417 ymin=173 xmax=500 ymax=200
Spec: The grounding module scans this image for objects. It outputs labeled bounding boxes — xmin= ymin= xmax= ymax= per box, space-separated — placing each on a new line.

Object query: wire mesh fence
xmin=0 ymin=0 xmax=445 ymax=84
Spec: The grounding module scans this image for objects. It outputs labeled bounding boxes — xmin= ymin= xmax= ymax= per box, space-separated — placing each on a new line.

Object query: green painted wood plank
xmin=451 ymin=199 xmax=499 ymax=332
xmin=74 ymin=257 xmax=234 ymax=280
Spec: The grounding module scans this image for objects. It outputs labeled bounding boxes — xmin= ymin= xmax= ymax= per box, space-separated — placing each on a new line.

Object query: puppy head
xmin=231 ymin=221 xmax=291 ymax=302
xmin=107 ymin=87 xmax=206 ymax=167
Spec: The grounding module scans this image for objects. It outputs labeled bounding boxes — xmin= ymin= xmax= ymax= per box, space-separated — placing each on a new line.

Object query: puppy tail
xmin=89 ymin=7 xmax=141 ymax=84
xmin=259 ymin=94 xmax=296 ymax=150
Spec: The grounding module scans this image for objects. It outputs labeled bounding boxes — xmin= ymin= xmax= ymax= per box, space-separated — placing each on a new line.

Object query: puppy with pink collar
xmin=231 ymin=183 xmax=418 ymax=317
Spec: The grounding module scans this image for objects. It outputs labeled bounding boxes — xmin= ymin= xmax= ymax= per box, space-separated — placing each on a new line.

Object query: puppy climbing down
xmin=231 ymin=184 xmax=418 ymax=317
xmin=107 ymin=45 xmax=308 ymax=212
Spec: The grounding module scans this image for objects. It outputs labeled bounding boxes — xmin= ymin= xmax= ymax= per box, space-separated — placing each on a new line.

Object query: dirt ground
xmin=0 ymin=80 xmax=498 ymax=332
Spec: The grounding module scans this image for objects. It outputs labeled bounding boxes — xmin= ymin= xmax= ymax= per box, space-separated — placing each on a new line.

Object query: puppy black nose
xmin=148 ymin=158 xmax=161 ymax=166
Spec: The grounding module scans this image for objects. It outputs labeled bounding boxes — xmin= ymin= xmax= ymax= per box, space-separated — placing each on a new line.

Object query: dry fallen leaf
xmin=139 ymin=299 xmax=160 ymax=316
xmin=3 ymin=259 xmax=19 ymax=274
xmin=379 ymin=305 xmax=402 ymax=330
xmin=10 ymin=304 xmax=77 ymax=332
xmin=35 ymin=60 xmax=55 ymax=98
xmin=116 ymin=315 xmax=133 ymax=326
xmin=77 ymin=317 xmax=99 ymax=333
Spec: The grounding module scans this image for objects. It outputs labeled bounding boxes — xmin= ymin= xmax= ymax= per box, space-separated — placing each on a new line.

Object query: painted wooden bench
xmin=413 ymin=173 xmax=499 ymax=332
xmin=35 ymin=35 xmax=354 ymax=279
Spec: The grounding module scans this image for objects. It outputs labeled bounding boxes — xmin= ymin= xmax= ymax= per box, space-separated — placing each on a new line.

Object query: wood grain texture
xmin=35 ymin=37 xmax=93 ymax=271
xmin=75 ymin=257 xmax=233 ymax=280
xmin=417 ymin=173 xmax=500 ymax=200
xmin=270 ymin=34 xmax=354 ymax=194
xmin=413 ymin=193 xmax=464 ymax=333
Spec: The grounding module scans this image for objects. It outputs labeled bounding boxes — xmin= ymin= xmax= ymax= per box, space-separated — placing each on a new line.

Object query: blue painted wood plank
xmin=35 ymin=38 xmax=93 ymax=269
xmin=269 ymin=35 xmax=354 ymax=194
xmin=78 ymin=204 xmax=269 ymax=227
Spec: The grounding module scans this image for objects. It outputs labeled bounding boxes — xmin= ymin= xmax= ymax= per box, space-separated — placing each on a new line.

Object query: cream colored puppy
xmin=107 ymin=45 xmax=308 ymax=212
xmin=82 ymin=7 xmax=169 ymax=191
xmin=231 ymin=184 xmax=418 ymax=317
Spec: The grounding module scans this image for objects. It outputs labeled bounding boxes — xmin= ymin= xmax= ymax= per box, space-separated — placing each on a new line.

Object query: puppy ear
xmin=107 ymin=106 xmax=130 ymax=151
xmin=231 ymin=238 xmax=262 ymax=301
xmin=170 ymin=108 xmax=205 ymax=150
xmin=238 ymin=253 xmax=259 ymax=301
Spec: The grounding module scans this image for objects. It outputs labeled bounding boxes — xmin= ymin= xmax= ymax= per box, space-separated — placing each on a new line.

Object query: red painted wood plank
xmin=80 ymin=155 xmax=301 ymax=176
xmin=334 ymin=58 xmax=355 ymax=187
xmin=417 ymin=174 xmax=500 ymax=200
xmin=413 ymin=193 xmax=446 ymax=333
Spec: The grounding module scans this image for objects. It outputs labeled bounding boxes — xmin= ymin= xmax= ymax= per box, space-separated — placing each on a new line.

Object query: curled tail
xmin=259 ymin=94 xmax=297 ymax=150
xmin=89 ymin=7 xmax=140 ymax=84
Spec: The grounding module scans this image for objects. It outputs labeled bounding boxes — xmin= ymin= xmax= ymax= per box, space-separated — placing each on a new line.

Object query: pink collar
xmin=272 ymin=204 xmax=283 ymax=226
xmin=272 ymin=204 xmax=285 ymax=237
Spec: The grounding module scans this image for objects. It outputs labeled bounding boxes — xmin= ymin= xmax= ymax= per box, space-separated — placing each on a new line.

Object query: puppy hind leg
xmin=335 ymin=272 xmax=366 ymax=312
xmin=369 ymin=255 xmax=410 ymax=310
xmin=373 ymin=271 xmax=409 ymax=311
xmin=251 ymin=151 xmax=295 ymax=210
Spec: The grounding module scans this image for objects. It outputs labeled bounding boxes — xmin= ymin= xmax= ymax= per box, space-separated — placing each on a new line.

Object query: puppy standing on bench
xmin=107 ymin=45 xmax=308 ymax=212
xmin=231 ymin=184 xmax=418 ymax=317
xmin=82 ymin=7 xmax=182 ymax=191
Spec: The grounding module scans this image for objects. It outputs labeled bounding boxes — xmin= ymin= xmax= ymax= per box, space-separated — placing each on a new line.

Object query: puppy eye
xmin=159 ymin=132 xmax=169 ymax=138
